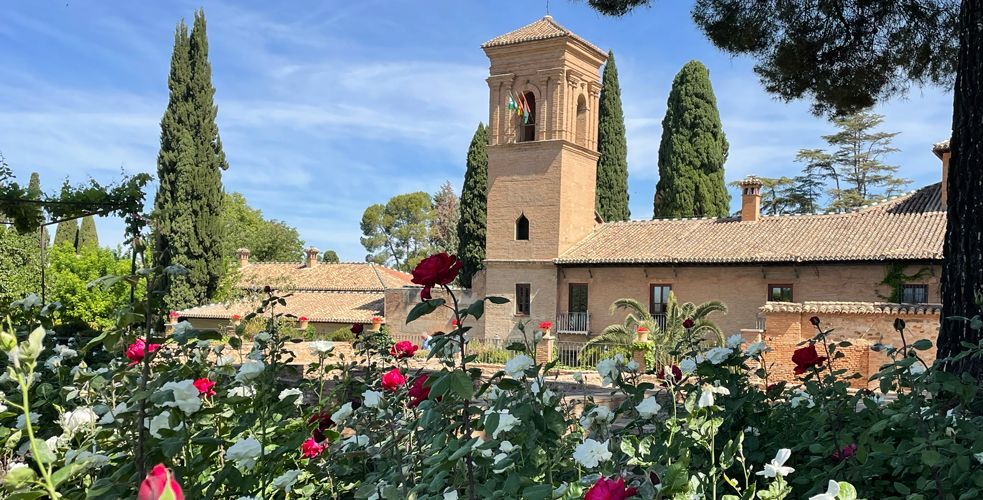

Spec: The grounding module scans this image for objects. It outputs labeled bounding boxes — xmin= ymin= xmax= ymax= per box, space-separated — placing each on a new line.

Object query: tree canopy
xmin=596 ymin=51 xmax=630 ymax=222
xmin=221 ymin=192 xmax=304 ymax=263
xmin=360 ymin=191 xmax=434 ymax=272
xmin=457 ymin=123 xmax=488 ymax=288
xmin=431 ymin=181 xmax=460 ymax=255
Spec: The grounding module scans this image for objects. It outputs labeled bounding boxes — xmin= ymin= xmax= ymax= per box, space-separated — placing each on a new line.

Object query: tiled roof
xmin=482 ymin=16 xmax=605 ymax=55
xmin=180 ymin=291 xmax=385 ymax=324
xmin=761 ymin=301 xmax=941 ymax=315
xmin=236 ymin=262 xmax=412 ymax=292
xmin=556 ymin=183 xmax=944 ymax=265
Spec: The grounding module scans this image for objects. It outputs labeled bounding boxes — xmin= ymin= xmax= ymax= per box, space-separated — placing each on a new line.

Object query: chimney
xmin=236 ymin=248 xmax=251 ymax=267
xmin=739 ymin=176 xmax=763 ymax=222
xmin=933 ymin=139 xmax=950 ymax=208
xmin=304 ymin=247 xmax=320 ymax=268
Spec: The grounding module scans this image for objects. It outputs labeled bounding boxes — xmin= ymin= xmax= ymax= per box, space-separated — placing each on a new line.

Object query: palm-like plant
xmin=584 ymin=292 xmax=727 ymax=368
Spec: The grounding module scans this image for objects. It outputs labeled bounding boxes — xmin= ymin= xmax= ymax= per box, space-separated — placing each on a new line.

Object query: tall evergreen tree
xmin=154 ymin=10 xmax=228 ymax=311
xmin=27 ymin=172 xmax=48 ymax=249
xmin=431 ymin=181 xmax=460 ymax=254
xmin=595 ymin=51 xmax=630 ymax=221
xmin=653 ymin=60 xmax=730 ymax=219
xmin=456 ymin=123 xmax=488 ymax=288
xmin=78 ymin=215 xmax=99 ymax=249
xmin=53 ymin=220 xmax=78 ymax=249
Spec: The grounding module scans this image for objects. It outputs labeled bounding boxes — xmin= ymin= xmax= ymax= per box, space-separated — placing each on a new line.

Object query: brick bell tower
xmin=478 ymin=16 xmax=606 ymax=338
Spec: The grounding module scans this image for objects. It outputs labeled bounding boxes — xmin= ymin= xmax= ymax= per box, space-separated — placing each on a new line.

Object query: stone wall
xmin=745 ymin=301 xmax=941 ymax=387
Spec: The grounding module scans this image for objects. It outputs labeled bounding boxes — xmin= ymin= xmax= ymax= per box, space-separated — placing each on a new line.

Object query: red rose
xmin=125 ymin=339 xmax=162 ymax=366
xmin=657 ymin=365 xmax=682 ymax=384
xmin=682 ymin=319 xmax=695 ymax=329
xmin=381 ymin=368 xmax=407 ymax=391
xmin=585 ymin=476 xmax=637 ymax=500
xmin=831 ymin=443 xmax=857 ymax=462
xmin=137 ymin=464 xmax=184 ymax=500
xmin=792 ymin=344 xmax=828 ymax=375
xmin=231 ymin=314 xmax=242 ymax=320
xmin=809 ymin=316 xmax=821 ymax=327
xmin=301 ymin=437 xmax=325 ymax=459
xmin=193 ymin=377 xmax=216 ymax=397
xmin=451 ymin=318 xmax=459 ymax=327
xmin=299 ymin=316 xmax=308 ymax=322
xmin=390 ymin=341 xmax=419 ymax=359
xmin=411 ymin=253 xmax=462 ymax=299
xmin=539 ymin=321 xmax=553 ymax=330
xmin=351 ymin=323 xmax=364 ymax=335
xmin=636 ymin=326 xmax=650 ymax=333
xmin=408 ymin=374 xmax=430 ymax=407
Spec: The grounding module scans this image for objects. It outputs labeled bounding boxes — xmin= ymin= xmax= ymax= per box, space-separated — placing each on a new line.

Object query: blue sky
xmin=0 ymin=1 xmax=953 ymax=261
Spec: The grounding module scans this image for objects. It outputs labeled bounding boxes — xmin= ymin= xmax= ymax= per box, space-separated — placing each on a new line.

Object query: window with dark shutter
xmin=515 ymin=283 xmax=531 ymax=316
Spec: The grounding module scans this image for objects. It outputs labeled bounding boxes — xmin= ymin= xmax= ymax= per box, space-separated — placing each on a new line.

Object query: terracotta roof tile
xmin=556 ymin=183 xmax=944 ymax=265
xmin=482 ymin=16 xmax=605 ymax=55
xmin=236 ymin=262 xmax=412 ymax=292
xmin=179 ymin=291 xmax=385 ymax=324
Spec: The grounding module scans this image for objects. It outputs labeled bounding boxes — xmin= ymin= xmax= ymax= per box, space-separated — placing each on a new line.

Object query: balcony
xmin=556 ymin=312 xmax=590 ymax=334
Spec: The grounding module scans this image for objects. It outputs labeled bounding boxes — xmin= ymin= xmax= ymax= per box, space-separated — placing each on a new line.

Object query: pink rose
xmin=381 ymin=368 xmax=407 ymax=391
xmin=125 ymin=339 xmax=161 ymax=366
xmin=137 ymin=464 xmax=184 ymax=500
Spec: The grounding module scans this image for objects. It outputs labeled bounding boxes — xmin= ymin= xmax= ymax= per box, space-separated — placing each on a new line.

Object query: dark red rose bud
xmin=420 ymin=286 xmax=432 ymax=301
xmin=809 ymin=316 xmax=821 ymax=327
xmin=351 ymin=323 xmax=364 ymax=335
xmin=264 ymin=285 xmax=273 ymax=294
xmin=893 ymin=318 xmax=906 ymax=332
xmin=682 ymin=319 xmax=695 ymax=329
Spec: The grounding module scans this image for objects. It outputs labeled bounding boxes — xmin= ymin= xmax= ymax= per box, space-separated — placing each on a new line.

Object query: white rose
xmin=229 ymin=386 xmax=256 ymax=398
xmin=636 ymin=396 xmax=662 ymax=419
xmin=490 ymin=410 xmax=519 ymax=439
xmin=790 ymin=390 xmax=815 ymax=409
xmin=499 ymin=440 xmax=515 ymax=453
xmin=54 ymin=344 xmax=78 ymax=359
xmin=504 ymin=355 xmax=534 ymax=379
xmin=216 ymin=354 xmax=235 ymax=367
xmin=278 ymin=388 xmax=304 ymax=407
xmin=705 ymin=347 xmax=733 ymax=365
xmin=236 ymin=360 xmax=265 ymax=383
xmin=159 ymin=380 xmax=202 ymax=415
xmin=909 ymin=363 xmax=926 ymax=375
xmin=726 ymin=334 xmax=745 ymax=348
xmin=698 ymin=384 xmax=731 ymax=408
xmin=809 ymin=480 xmax=840 ymax=500
xmin=271 ymin=469 xmax=301 ymax=491
xmin=330 ymin=402 xmax=353 ymax=423
xmin=44 ymin=355 xmax=63 ymax=371
xmin=443 ymin=491 xmax=459 ymax=500
xmin=756 ymin=448 xmax=795 ymax=478
xmin=573 ymin=439 xmax=611 ymax=468
xmin=60 ymin=407 xmax=98 ymax=437
xmin=309 ymin=341 xmax=335 ymax=356
xmin=254 ymin=332 xmax=271 ymax=342
xmin=362 ymin=390 xmax=383 ymax=408
xmin=744 ymin=341 xmax=769 ymax=357
xmin=225 ymin=437 xmax=262 ymax=470
xmin=572 ymin=372 xmax=584 ymax=383
xmin=148 ymin=411 xmax=183 ymax=438
xmin=340 ymin=434 xmax=369 ymax=450
xmin=596 ymin=357 xmax=620 ymax=386
xmin=678 ymin=358 xmax=697 ymax=374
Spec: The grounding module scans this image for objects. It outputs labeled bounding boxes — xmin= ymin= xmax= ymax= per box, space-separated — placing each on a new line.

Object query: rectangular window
xmin=515 ymin=283 xmax=531 ymax=316
xmin=900 ymin=284 xmax=929 ymax=304
xmin=568 ymin=284 xmax=589 ymax=313
xmin=650 ymin=284 xmax=672 ymax=315
xmin=768 ymin=284 xmax=793 ymax=302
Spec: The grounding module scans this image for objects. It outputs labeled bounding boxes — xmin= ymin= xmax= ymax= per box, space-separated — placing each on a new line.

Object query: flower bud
xmin=137 ymin=464 xmax=184 ymax=500
xmin=0 ymin=331 xmax=16 ymax=352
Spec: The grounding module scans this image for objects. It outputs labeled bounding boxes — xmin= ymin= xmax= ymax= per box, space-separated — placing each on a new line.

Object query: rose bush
xmin=0 ymin=251 xmax=980 ymax=499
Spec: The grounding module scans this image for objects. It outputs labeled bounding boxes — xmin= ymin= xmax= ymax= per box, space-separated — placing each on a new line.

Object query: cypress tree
xmin=27 ymin=172 xmax=48 ymax=249
xmin=456 ymin=123 xmax=487 ymax=288
xmin=653 ymin=60 xmax=730 ymax=218
xmin=154 ymin=10 xmax=228 ymax=311
xmin=53 ymin=220 xmax=78 ymax=249
xmin=595 ymin=51 xmax=630 ymax=221
xmin=78 ymin=215 xmax=99 ymax=249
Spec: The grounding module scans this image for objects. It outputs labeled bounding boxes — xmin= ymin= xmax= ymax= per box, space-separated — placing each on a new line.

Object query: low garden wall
xmin=743 ymin=301 xmax=941 ymax=387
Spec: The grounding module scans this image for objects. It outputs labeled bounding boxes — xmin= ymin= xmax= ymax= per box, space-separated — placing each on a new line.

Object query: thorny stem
xmin=441 ymin=284 xmax=475 ymax=500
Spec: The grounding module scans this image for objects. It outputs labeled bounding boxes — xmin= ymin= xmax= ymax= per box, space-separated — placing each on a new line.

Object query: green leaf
xmin=921 ymin=449 xmax=941 ymax=467
xmin=447 ymin=438 xmax=476 ymax=462
xmin=911 ymin=339 xmax=933 ymax=350
xmin=8 ymin=492 xmax=46 ymax=500
xmin=838 ymin=482 xmax=858 ymax=500
xmin=2 ymin=463 xmax=36 ymax=488
xmin=894 ymin=482 xmax=911 ymax=495
xmin=486 ymin=296 xmax=509 ymax=304
xmin=161 ymin=437 xmax=184 ymax=458
xmin=51 ymin=462 xmax=86 ymax=488
xmin=448 ymin=371 xmax=474 ymax=400
xmin=466 ymin=300 xmax=485 ymax=320
xmin=407 ymin=298 xmax=445 ymax=324
xmin=521 ymin=484 xmax=552 ymax=500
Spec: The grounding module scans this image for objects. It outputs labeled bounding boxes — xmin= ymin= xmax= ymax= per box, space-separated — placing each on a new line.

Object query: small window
xmin=568 ymin=283 xmax=589 ymax=313
xmin=515 ymin=284 xmax=531 ymax=316
xmin=518 ymin=92 xmax=537 ymax=142
xmin=900 ymin=284 xmax=928 ymax=304
xmin=650 ymin=284 xmax=672 ymax=315
xmin=768 ymin=284 xmax=793 ymax=302
xmin=515 ymin=214 xmax=529 ymax=240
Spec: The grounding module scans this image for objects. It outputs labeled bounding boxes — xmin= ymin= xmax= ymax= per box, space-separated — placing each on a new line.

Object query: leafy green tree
xmin=78 ymin=215 xmax=99 ymax=249
xmin=154 ymin=10 xmax=228 ymax=311
xmin=47 ymin=244 xmax=136 ymax=331
xmin=596 ymin=51 xmax=630 ymax=221
xmin=52 ymin=219 xmax=78 ymax=249
xmin=221 ymin=192 xmax=303 ymax=262
xmin=795 ymin=112 xmax=908 ymax=210
xmin=321 ymin=250 xmax=340 ymax=263
xmin=360 ymin=191 xmax=433 ymax=271
xmin=0 ymin=226 xmax=41 ymax=307
xmin=456 ymin=123 xmax=488 ymax=288
xmin=653 ymin=60 xmax=730 ymax=218
xmin=431 ymin=181 xmax=459 ymax=254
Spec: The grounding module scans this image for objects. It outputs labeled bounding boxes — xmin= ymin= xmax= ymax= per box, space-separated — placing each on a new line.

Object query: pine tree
xmin=653 ymin=61 xmax=730 ymax=218
xmin=456 ymin=123 xmax=488 ymax=288
xmin=53 ymin=220 xmax=78 ymax=249
xmin=322 ymin=250 xmax=340 ymax=263
xmin=431 ymin=181 xmax=460 ymax=254
xmin=78 ymin=215 xmax=99 ymax=249
xmin=595 ymin=51 xmax=630 ymax=221
xmin=154 ymin=10 xmax=228 ymax=311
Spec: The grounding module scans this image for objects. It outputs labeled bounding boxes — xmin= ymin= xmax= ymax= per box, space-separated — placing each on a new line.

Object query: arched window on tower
xmin=515 ymin=214 xmax=529 ymax=240
xmin=519 ymin=92 xmax=537 ymax=142
xmin=575 ymin=94 xmax=588 ymax=147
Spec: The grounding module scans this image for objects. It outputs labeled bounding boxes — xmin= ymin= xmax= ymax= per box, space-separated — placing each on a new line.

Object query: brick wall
xmin=383 ymin=287 xmax=480 ymax=337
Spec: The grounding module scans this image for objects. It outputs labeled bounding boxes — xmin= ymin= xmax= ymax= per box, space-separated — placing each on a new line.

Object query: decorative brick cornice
xmin=760 ymin=301 xmax=942 ymax=316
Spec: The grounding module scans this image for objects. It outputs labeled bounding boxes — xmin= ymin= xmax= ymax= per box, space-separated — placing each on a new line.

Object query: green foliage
xmin=596 ymin=51 xmax=630 ymax=222
xmin=154 ymin=10 xmax=228 ymax=311
xmin=456 ymin=123 xmax=488 ymax=288
xmin=431 ymin=181 xmax=459 ymax=254
xmin=654 ymin=60 xmax=730 ymax=219
xmin=795 ymin=112 xmax=908 ymax=210
xmin=46 ymin=244 xmax=136 ymax=331
xmin=729 ymin=175 xmax=823 ymax=215
xmin=360 ymin=191 xmax=433 ymax=272
xmin=221 ymin=192 xmax=304 ymax=262
xmin=0 ymin=225 xmax=42 ymax=308
xmin=322 ymin=326 xmax=355 ymax=342
xmin=77 ymin=216 xmax=99 ymax=250
xmin=52 ymin=219 xmax=78 ymax=249
xmin=321 ymin=250 xmax=340 ymax=263
xmin=877 ymin=263 xmax=931 ymax=303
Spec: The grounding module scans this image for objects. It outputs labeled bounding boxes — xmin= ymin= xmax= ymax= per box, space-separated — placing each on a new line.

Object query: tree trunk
xmin=939 ymin=0 xmax=983 ymax=378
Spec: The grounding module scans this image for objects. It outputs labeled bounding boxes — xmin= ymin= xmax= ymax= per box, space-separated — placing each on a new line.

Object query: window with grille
xmin=900 ymin=284 xmax=928 ymax=304
xmin=515 ymin=283 xmax=531 ymax=316
xmin=768 ymin=284 xmax=793 ymax=302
